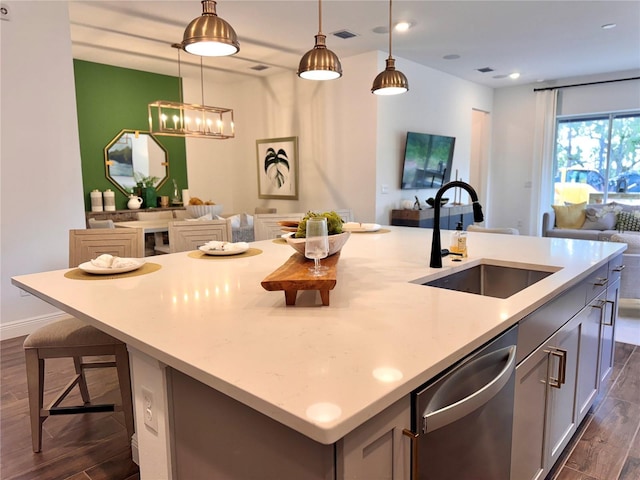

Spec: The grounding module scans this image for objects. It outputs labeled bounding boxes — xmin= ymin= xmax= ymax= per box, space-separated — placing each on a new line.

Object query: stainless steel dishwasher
xmin=405 ymin=325 xmax=518 ymax=479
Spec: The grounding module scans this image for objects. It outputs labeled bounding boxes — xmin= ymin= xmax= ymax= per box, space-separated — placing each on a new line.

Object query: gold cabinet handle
xmin=594 ymin=277 xmax=608 ymax=287
xmin=546 ymin=347 xmax=567 ymax=389
xmin=403 ymin=428 xmax=419 ymax=480
xmin=613 ymin=264 xmax=625 ymax=272
xmin=603 ymin=299 xmax=616 ymax=326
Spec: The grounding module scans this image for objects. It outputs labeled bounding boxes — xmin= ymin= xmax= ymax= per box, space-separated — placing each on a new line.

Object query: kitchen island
xmin=12 ymin=226 xmax=625 ymax=479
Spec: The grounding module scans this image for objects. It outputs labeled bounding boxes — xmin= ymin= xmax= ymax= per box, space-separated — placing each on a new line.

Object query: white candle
xmin=161 ymin=113 xmax=167 ymax=129
xmin=173 ymin=115 xmax=179 ymax=130
xmin=195 ymin=117 xmax=201 ymax=131
xmin=185 ymin=117 xmax=191 ymax=131
xmin=217 ymin=119 xmax=223 ymax=134
xmin=206 ymin=119 xmax=213 ymax=133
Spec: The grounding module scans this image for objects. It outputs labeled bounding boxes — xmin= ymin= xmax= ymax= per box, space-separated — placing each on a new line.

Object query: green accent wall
xmin=73 ymin=60 xmax=188 ymax=211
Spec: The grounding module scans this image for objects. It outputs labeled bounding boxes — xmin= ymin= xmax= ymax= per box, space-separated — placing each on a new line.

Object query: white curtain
xmin=530 ymin=89 xmax=558 ymax=236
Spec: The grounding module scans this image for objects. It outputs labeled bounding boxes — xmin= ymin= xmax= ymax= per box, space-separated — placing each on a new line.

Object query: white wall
xmin=374 ymin=53 xmax=493 ymax=224
xmin=491 ymin=72 xmax=640 ymax=236
xmin=1 ymin=1 xmax=85 ymax=336
xmin=181 ymin=50 xmax=493 ymax=225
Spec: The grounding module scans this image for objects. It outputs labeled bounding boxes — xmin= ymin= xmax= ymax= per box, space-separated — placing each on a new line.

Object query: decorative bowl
xmin=186 ymin=204 xmax=223 ymax=218
xmin=426 ymin=197 xmax=449 ymax=208
xmin=285 ymin=231 xmax=351 ymax=257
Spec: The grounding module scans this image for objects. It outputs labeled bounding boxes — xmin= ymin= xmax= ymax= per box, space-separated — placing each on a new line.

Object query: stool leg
xmin=114 ymin=344 xmax=135 ymax=441
xmin=73 ymin=356 xmax=91 ymax=403
xmin=25 ymin=349 xmax=45 ymax=453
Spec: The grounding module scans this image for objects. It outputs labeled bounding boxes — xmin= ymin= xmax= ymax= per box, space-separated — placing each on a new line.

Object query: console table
xmin=85 ymin=207 xmax=185 ymax=228
xmin=391 ymin=204 xmax=473 ymax=229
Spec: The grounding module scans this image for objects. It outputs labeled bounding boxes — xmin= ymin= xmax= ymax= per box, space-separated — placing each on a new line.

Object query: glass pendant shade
xmin=182 ymin=0 xmax=239 ymax=57
xmin=298 ymin=34 xmax=343 ymax=80
xmin=372 ymin=58 xmax=409 ymax=95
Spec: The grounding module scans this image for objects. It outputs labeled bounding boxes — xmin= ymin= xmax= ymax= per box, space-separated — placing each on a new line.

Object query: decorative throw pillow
xmin=581 ymin=207 xmax=617 ymax=230
xmin=610 ymin=233 xmax=640 ymax=254
xmin=552 ymin=202 xmax=586 ymax=229
xmin=616 ymin=211 xmax=640 ymax=232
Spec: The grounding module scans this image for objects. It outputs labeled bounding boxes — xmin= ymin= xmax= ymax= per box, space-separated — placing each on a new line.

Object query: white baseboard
xmin=0 ymin=312 xmax=70 ymax=340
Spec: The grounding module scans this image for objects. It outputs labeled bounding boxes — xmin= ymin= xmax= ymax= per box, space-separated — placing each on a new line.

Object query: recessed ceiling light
xmin=509 ymin=72 xmax=521 ymax=79
xmin=372 ymin=26 xmax=388 ymax=34
xmin=394 ymin=21 xmax=413 ymax=32
xmin=443 ymin=54 xmax=460 ymax=60
xmin=601 ymin=23 xmax=617 ymax=30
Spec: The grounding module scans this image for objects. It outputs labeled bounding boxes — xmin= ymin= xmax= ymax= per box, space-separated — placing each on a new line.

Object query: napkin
xmin=202 ymin=241 xmax=249 ymax=252
xmin=90 ymin=254 xmax=138 ymax=269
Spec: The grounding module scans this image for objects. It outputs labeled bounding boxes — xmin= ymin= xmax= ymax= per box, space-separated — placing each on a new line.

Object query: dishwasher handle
xmin=423 ymin=345 xmax=516 ymax=434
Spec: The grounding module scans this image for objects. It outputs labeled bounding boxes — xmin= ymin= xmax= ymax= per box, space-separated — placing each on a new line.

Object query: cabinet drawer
xmin=517 ymin=282 xmax=585 ymax=364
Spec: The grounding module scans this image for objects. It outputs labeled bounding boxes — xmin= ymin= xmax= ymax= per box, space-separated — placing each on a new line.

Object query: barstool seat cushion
xmin=24 ymin=317 xmax=122 ymax=349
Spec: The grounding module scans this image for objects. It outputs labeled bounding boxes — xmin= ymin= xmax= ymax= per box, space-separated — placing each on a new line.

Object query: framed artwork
xmin=256 ymin=136 xmax=299 ymax=200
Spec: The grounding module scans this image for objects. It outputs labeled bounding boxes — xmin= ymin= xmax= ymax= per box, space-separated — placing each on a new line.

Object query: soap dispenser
xmin=450 ymin=222 xmax=468 ymax=257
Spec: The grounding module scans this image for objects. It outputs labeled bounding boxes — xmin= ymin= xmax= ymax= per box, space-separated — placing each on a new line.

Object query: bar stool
xmin=23 ymin=315 xmax=134 ymax=452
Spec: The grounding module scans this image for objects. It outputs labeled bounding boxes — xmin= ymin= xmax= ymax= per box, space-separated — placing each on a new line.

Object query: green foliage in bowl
xmin=295 ymin=211 xmax=344 ymax=238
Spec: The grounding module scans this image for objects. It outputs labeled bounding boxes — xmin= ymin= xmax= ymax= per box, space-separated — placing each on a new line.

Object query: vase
xmin=142 ymin=187 xmax=157 ymax=209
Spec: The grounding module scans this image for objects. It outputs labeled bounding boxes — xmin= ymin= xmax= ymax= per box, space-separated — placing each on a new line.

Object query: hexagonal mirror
xmin=104 ymin=129 xmax=169 ymax=194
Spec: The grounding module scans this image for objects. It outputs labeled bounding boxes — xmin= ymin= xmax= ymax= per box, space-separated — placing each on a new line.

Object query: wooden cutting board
xmin=261 ymin=252 xmax=340 ymax=306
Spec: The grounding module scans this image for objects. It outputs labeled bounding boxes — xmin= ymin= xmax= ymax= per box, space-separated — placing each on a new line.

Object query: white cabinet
xmin=336 ymin=397 xmax=410 ymax=480
xmin=512 ymin=312 xmax=581 ymax=480
xmin=575 ymin=293 xmax=607 ymax=423
xmin=512 ymin=264 xmax=613 ymax=480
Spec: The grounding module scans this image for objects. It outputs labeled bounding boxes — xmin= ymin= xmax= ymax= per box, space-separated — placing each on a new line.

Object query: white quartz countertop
xmin=12 ymin=227 xmax=625 ymax=444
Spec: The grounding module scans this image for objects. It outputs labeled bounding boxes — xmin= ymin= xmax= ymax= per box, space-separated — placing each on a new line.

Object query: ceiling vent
xmin=332 ymin=30 xmax=358 ymax=40
xmin=250 ymin=65 xmax=269 ymax=71
xmin=477 ymin=67 xmax=494 ymax=73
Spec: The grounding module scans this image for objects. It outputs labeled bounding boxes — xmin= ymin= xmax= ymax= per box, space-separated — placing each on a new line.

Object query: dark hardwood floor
xmin=0 ymin=335 xmax=139 ymax=480
xmin=1 ymin=334 xmax=638 ymax=480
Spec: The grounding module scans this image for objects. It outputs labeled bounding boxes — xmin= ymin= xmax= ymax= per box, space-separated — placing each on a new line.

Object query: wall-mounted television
xmin=401 ymin=131 xmax=456 ymax=189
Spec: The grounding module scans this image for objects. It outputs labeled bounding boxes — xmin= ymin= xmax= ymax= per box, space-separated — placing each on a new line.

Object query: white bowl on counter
xmin=285 ymin=231 xmax=350 ymax=257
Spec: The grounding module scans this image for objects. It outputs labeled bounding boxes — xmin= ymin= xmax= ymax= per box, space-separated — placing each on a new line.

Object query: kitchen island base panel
xmin=171 ymin=366 xmax=411 ymax=479
xmin=170 ymin=368 xmax=335 ymax=480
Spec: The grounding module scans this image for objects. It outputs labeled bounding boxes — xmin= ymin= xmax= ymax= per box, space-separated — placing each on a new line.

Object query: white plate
xmin=342 ymin=222 xmax=381 ymax=232
xmin=78 ymin=258 xmax=145 ymax=274
xmin=199 ymin=244 xmax=249 ymax=256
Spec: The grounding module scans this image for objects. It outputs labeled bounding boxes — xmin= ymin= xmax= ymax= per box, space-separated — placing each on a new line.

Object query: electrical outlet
xmin=381 ymin=184 xmax=389 ymax=194
xmin=141 ymin=386 xmax=158 ymax=432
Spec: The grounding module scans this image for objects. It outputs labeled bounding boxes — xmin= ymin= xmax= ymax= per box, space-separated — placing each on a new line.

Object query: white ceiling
xmin=69 ymin=0 xmax=640 ymax=88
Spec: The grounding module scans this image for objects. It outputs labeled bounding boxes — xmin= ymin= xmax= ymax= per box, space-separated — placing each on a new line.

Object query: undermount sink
xmin=417 ymin=262 xmax=561 ymax=299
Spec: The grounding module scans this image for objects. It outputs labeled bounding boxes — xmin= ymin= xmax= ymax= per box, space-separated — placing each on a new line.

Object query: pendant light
xmin=372 ymin=0 xmax=408 ymax=95
xmin=297 ymin=0 xmax=342 ymax=80
xmin=182 ymin=0 xmax=239 ymax=57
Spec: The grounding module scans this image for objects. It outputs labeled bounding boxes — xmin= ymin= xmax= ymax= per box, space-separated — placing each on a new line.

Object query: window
xmin=553 ymin=112 xmax=640 ymax=205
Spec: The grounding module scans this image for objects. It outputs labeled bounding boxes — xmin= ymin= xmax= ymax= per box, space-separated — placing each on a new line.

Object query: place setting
xmin=65 ymin=254 xmax=162 ymax=280
xmin=187 ymin=240 xmax=263 ymax=260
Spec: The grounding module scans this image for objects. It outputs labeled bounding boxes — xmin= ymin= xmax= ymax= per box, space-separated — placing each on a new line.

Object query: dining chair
xmin=24 ymin=230 xmax=141 ymax=452
xmin=167 ymin=219 xmax=233 ymax=253
xmin=88 ymin=218 xmax=115 ymax=229
xmin=253 ymin=213 xmax=306 ymax=241
xmin=69 ymin=228 xmax=144 ymax=267
xmin=467 ymin=225 xmax=520 ymax=235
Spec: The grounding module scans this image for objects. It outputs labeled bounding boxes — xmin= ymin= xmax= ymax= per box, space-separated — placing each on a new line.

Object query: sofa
xmin=542 ymin=202 xmax=640 ymax=299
